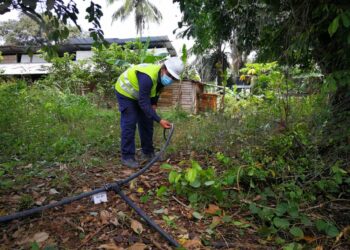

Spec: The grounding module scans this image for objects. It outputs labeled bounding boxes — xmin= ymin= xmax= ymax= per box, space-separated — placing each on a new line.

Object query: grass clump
xmin=0 ymin=81 xmax=119 ymax=165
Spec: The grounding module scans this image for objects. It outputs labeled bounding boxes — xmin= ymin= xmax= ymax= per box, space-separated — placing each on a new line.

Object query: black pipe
xmin=115 ymin=187 xmax=180 ymax=248
xmin=0 ymin=125 xmax=174 ymax=223
xmin=0 ymin=186 xmax=108 ymax=223
xmin=119 ymin=125 xmax=174 ymax=185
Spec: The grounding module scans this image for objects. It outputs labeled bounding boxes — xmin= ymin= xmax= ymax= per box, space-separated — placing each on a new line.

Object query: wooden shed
xmin=158 ymin=80 xmax=219 ymax=113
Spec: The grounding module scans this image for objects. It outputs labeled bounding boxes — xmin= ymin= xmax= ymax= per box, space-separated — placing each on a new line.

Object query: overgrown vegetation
xmin=1 ymin=59 xmax=349 ymax=248
xmin=156 ymin=63 xmax=349 ymax=248
xmin=39 ymin=39 xmax=167 ymax=100
xmin=0 ymin=81 xmax=119 ymax=176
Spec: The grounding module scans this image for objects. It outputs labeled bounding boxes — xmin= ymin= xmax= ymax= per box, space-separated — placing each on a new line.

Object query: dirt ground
xmin=1 ymin=150 xmax=350 ymax=250
xmin=0 ymin=154 xmax=273 ymax=250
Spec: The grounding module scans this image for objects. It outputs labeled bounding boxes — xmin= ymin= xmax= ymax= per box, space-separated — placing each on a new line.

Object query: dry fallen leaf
xmin=130 ymin=220 xmax=143 ymax=234
xmin=100 ymin=210 xmax=111 ymax=225
xmin=32 ymin=232 xmax=49 ymax=243
xmin=127 ymin=243 xmax=147 ymax=250
xmin=49 ymin=188 xmax=59 ymax=195
xmin=211 ymin=216 xmax=221 ymax=227
xmin=137 ymin=187 xmax=144 ymax=193
xmin=302 ymin=236 xmax=317 ymax=243
xmin=335 ymin=225 xmax=350 ymax=243
xmin=35 ymin=196 xmax=47 ymax=206
xmin=205 ymin=204 xmax=221 ymax=215
xmin=253 ymin=195 xmax=262 ymax=201
xmin=183 ymin=237 xmax=202 ymax=249
xmin=129 ymin=180 xmax=136 ymax=190
xmin=82 ymin=186 xmax=92 ymax=192
xmin=12 ymin=228 xmax=25 ymax=239
xmin=122 ymin=169 xmax=134 ymax=176
xmin=98 ymin=243 xmax=124 ymax=250
xmin=178 ymin=233 xmax=190 ymax=245
xmin=110 ymin=218 xmax=119 ymax=227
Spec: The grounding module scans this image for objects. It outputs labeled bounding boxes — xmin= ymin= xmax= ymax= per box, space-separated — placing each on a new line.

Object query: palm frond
xmin=146 ymin=1 xmax=163 ymax=23
xmin=110 ymin=0 xmax=163 ymax=35
xmin=111 ymin=0 xmax=134 ymax=22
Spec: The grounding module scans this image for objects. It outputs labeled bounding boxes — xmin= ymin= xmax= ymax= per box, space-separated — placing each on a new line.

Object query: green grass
xmin=0 ymin=81 xmax=120 ymax=165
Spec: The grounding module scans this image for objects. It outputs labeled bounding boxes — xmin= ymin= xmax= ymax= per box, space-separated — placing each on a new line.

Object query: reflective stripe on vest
xmin=119 ymin=72 xmax=139 ymax=99
xmin=115 ymin=64 xmax=161 ymax=100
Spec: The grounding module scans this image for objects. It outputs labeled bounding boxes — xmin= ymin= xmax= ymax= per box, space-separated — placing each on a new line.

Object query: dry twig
xmin=172 ymin=196 xmax=191 ymax=209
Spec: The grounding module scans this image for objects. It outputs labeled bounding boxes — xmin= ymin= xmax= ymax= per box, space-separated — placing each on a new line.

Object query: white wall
xmin=21 ymin=54 xmax=47 ymax=63
xmin=76 ymin=51 xmax=93 ymax=60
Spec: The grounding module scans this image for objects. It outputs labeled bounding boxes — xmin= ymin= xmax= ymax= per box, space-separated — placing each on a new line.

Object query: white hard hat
xmin=164 ymin=57 xmax=184 ymax=80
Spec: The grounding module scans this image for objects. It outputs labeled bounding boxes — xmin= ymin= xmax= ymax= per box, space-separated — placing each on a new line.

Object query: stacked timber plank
xmin=158 ymin=80 xmax=200 ymax=113
xmin=158 ymin=80 xmax=218 ymax=113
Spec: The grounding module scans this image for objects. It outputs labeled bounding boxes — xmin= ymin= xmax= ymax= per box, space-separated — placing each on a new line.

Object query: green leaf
xmin=289 ymin=227 xmax=304 ymax=238
xmin=315 ymin=219 xmax=328 ymax=231
xmin=287 ymin=203 xmax=299 ymax=218
xmin=169 ymin=171 xmax=179 ymax=184
xmin=257 ymin=226 xmax=277 ymax=237
xmin=191 ymin=160 xmax=202 ymax=171
xmin=204 ymin=180 xmax=215 ymax=186
xmin=275 ymin=203 xmax=288 ymax=216
xmin=300 ymin=215 xmax=312 ymax=226
xmin=273 ymin=217 xmax=290 ymax=229
xmin=181 ymin=44 xmax=187 ymax=64
xmin=185 ymin=168 xmax=197 ymax=183
xmin=62 ymin=27 xmax=70 ymax=39
xmin=188 ymin=193 xmax=198 ymax=204
xmin=140 ymin=195 xmax=150 ymax=203
xmin=156 ymin=186 xmax=168 ymax=197
xmin=316 ymin=220 xmax=339 ymax=237
xmin=190 ymin=179 xmax=201 ymax=188
xmin=31 ymin=242 xmax=40 ymax=250
xmin=175 ymin=174 xmax=182 ymax=183
xmin=275 ymin=237 xmax=285 ymax=245
xmin=326 ymin=225 xmax=339 ymax=237
xmin=283 ymin=243 xmax=303 ymax=250
xmin=222 ymin=215 xmax=232 ymax=223
xmin=192 ymin=211 xmax=203 ymax=220
xmin=341 ymin=13 xmax=350 ymax=28
xmin=161 ymin=163 xmax=173 ymax=170
xmin=249 ymin=203 xmax=260 ymax=214
xmin=328 ymin=16 xmax=340 ymax=37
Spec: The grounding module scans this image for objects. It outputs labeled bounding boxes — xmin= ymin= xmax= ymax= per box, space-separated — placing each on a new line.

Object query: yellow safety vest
xmin=115 ymin=64 xmax=161 ymax=100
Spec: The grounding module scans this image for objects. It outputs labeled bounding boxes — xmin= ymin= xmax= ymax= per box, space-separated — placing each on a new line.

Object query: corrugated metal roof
xmin=0 ymin=36 xmax=177 ymax=56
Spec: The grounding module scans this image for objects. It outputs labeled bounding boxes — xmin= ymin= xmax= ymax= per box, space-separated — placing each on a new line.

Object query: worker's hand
xmin=159 ymin=119 xmax=172 ymax=129
xmin=152 ymin=105 xmax=157 ymax=111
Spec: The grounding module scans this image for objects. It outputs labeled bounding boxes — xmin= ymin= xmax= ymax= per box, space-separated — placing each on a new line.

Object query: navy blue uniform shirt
xmin=137 ymin=71 xmax=163 ymax=122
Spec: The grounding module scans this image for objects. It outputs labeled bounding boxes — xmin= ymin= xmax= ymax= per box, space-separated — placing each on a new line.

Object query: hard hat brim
xmin=164 ymin=61 xmax=180 ymax=80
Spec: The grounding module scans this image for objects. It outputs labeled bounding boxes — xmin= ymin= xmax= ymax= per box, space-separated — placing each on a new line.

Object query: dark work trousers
xmin=115 ymin=92 xmax=154 ymax=160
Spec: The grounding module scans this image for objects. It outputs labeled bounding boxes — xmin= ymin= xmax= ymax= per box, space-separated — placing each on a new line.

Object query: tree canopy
xmin=0 ymin=13 xmax=86 ymax=46
xmin=0 ymin=0 xmax=104 ymax=55
xmin=174 ymin=0 xmax=350 ymax=73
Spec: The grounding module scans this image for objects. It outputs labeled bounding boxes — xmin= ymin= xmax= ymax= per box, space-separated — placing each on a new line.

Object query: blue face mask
xmin=161 ymin=74 xmax=174 ymax=86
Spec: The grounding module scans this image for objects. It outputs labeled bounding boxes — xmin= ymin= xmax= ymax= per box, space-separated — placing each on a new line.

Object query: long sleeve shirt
xmin=136 ymin=71 xmax=163 ymax=122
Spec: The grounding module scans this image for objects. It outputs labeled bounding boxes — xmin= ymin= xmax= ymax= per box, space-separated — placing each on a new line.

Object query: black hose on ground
xmin=0 ymin=125 xmax=174 ymax=222
xmin=115 ymin=187 xmax=180 ymax=248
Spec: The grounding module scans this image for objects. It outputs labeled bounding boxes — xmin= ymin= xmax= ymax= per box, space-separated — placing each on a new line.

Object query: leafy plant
xmin=167 ymin=160 xmax=223 ymax=205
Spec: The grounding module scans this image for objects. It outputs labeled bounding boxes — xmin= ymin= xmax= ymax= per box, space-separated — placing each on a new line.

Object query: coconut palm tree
xmin=107 ymin=0 xmax=163 ymax=37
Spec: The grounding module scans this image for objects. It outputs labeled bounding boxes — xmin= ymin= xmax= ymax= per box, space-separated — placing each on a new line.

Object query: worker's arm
xmin=150 ymin=81 xmax=163 ymax=109
xmin=137 ymin=72 xmax=161 ymax=122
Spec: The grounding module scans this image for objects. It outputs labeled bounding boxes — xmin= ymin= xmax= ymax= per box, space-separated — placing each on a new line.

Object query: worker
xmin=114 ymin=57 xmax=185 ymax=168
